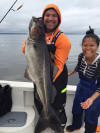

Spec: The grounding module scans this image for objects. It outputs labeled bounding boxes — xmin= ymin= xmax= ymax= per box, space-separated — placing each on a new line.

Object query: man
xmin=22 ymin=4 xmax=71 ymax=128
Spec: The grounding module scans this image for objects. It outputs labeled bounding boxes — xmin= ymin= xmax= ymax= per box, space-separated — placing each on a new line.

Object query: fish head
xmin=28 ymin=16 xmax=45 ymax=41
xmin=25 ymin=17 xmax=46 ymax=82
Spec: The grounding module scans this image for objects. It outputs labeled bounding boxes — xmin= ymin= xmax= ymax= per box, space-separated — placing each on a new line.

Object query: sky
xmin=0 ymin=0 xmax=100 ymax=34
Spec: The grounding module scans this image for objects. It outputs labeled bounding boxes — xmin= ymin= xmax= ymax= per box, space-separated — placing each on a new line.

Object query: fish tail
xmin=34 ymin=107 xmax=64 ymax=133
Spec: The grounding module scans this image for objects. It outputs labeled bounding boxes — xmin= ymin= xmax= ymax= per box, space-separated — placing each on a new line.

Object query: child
xmin=66 ymin=26 xmax=100 ymax=133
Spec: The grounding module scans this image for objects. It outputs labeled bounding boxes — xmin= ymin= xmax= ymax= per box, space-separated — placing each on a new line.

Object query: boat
xmin=0 ymin=80 xmax=99 ymax=133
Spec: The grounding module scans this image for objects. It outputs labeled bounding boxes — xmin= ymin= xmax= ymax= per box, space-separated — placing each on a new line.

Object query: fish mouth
xmin=28 ymin=17 xmax=45 ymax=40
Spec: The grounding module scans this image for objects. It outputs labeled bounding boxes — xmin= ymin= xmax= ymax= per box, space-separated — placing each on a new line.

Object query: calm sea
xmin=0 ymin=34 xmax=100 ymax=85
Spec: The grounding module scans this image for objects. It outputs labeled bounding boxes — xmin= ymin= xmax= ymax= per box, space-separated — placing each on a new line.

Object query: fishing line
xmin=0 ymin=0 xmax=23 ymax=23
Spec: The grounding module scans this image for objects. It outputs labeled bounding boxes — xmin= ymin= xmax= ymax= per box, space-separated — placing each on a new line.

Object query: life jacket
xmin=47 ymin=31 xmax=63 ymax=55
xmin=47 ymin=31 xmax=68 ymax=86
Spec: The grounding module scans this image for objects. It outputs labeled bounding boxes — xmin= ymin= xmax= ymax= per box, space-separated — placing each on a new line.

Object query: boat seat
xmin=0 ymin=112 xmax=27 ymax=127
xmin=0 ymin=80 xmax=37 ymax=133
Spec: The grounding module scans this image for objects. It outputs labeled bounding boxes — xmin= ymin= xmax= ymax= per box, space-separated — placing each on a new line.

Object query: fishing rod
xmin=0 ymin=0 xmax=23 ymax=23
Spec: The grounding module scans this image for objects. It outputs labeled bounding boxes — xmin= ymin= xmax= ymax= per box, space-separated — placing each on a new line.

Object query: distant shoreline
xmin=0 ymin=32 xmax=84 ymax=35
xmin=1 ymin=32 xmax=99 ymax=35
xmin=0 ymin=33 xmax=27 ymax=35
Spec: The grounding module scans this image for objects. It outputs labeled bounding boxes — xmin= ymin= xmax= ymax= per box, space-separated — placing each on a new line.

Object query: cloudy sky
xmin=0 ymin=0 xmax=100 ymax=34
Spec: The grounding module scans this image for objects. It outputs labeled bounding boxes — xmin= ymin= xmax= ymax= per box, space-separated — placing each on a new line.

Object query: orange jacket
xmin=22 ymin=4 xmax=71 ymax=81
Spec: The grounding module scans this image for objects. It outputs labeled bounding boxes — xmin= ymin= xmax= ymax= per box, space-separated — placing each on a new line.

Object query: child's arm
xmin=68 ymin=69 xmax=76 ymax=76
xmin=68 ymin=53 xmax=83 ymax=76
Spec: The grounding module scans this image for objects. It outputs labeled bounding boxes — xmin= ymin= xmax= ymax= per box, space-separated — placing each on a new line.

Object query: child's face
xmin=82 ymin=37 xmax=98 ymax=60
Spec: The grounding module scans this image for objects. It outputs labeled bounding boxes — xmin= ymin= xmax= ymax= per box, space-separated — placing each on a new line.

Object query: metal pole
xmin=0 ymin=0 xmax=18 ymax=23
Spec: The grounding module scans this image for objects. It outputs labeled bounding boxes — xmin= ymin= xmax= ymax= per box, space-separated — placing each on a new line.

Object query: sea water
xmin=0 ymin=33 xmax=100 ymax=85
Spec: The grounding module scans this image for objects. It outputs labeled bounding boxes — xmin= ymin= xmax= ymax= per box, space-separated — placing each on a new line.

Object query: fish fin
xmin=34 ymin=116 xmax=49 ymax=133
xmin=24 ymin=66 xmax=36 ymax=82
xmin=34 ymin=106 xmax=64 ymax=133
xmin=24 ymin=68 xmax=31 ymax=80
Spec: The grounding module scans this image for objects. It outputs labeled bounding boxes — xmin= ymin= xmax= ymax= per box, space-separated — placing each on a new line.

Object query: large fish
xmin=25 ymin=17 xmax=64 ymax=133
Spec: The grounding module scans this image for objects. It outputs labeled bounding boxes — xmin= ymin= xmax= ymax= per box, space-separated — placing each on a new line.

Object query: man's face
xmin=44 ymin=9 xmax=58 ymax=32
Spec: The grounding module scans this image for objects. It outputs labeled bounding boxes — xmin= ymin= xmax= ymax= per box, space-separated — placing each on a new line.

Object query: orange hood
xmin=42 ymin=4 xmax=61 ymax=26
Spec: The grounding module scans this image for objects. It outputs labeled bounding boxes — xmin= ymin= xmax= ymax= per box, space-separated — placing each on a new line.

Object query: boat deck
xmin=0 ymin=80 xmax=99 ymax=133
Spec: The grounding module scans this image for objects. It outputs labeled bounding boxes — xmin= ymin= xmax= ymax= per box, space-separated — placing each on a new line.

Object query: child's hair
xmin=82 ymin=26 xmax=100 ymax=46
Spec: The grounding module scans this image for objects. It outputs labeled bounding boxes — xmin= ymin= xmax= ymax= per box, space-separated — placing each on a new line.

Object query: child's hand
xmin=81 ymin=92 xmax=100 ymax=109
xmin=68 ymin=72 xmax=73 ymax=76
xmin=80 ymin=98 xmax=93 ymax=109
xmin=68 ymin=70 xmax=76 ymax=76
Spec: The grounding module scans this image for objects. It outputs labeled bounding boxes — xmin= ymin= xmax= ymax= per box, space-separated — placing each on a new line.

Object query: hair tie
xmin=86 ymin=25 xmax=94 ymax=35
